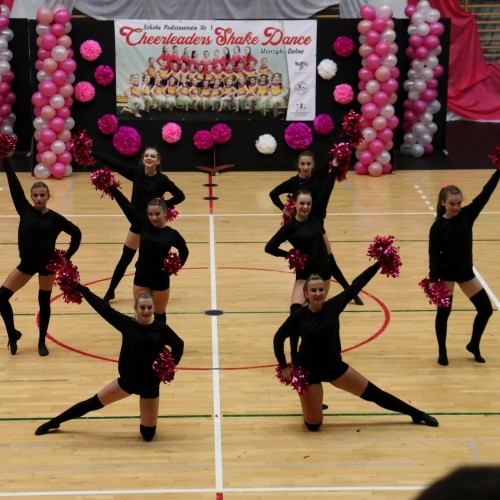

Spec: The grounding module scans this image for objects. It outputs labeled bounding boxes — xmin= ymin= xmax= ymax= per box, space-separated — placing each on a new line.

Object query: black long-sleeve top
xmin=93 ymin=151 xmax=185 ymax=211
xmin=273 ymin=262 xmax=380 ymax=381
xmin=110 ymin=185 xmax=189 ymax=281
xmin=3 ymin=158 xmax=81 ymax=268
xmin=78 ymin=285 xmax=184 ymax=389
xmin=265 ymin=166 xmax=336 ymax=279
xmin=428 ymin=169 xmax=500 ymax=282
xmin=269 ymin=162 xmax=329 ymax=215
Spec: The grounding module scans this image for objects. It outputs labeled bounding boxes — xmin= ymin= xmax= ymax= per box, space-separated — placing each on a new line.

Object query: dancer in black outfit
xmin=35 ymin=287 xmax=184 ymax=440
xmin=108 ymin=185 xmax=189 ymax=323
xmin=0 ymin=158 xmax=81 ymax=356
xmin=269 ymin=150 xmax=363 ymax=305
xmin=92 ymin=147 xmax=185 ymax=304
xmin=273 ymin=269 xmax=439 ymax=431
xmin=429 ymin=168 xmax=500 ymax=366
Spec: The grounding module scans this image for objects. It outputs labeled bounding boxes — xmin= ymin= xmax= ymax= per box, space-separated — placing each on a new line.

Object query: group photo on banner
xmin=114 ymin=20 xmax=317 ymax=122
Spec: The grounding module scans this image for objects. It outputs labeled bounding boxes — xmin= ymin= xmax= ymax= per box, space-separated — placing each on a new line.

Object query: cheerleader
xmin=121 ymin=73 xmax=144 ymax=118
xmin=151 ymin=75 xmax=168 ymax=112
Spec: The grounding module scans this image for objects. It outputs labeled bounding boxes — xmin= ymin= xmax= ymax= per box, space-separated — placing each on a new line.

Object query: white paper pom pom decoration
xmin=317 ymin=59 xmax=338 ymax=80
xmin=255 ymin=134 xmax=277 ymax=154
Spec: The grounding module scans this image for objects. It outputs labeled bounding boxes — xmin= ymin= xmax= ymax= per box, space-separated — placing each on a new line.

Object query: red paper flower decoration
xmin=193 ymin=129 xmax=214 ymax=150
xmin=112 ymin=126 xmax=142 ymax=156
xmin=210 ymin=123 xmax=232 ymax=144
xmin=284 ymin=122 xmax=313 ymax=150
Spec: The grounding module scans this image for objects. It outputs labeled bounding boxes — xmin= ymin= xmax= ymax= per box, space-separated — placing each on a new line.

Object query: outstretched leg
xmin=466 ymin=289 xmax=492 ymax=363
xmin=104 ymin=243 xmax=138 ymax=303
xmin=435 ymin=296 xmax=453 ymax=366
xmin=139 ymin=397 xmax=159 ymax=441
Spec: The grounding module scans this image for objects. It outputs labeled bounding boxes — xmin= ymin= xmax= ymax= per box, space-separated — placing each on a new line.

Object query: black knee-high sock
xmin=0 ymin=286 xmax=16 ymax=336
xmin=154 ymin=312 xmax=166 ymax=323
xmin=328 ymin=254 xmax=350 ymax=289
xmin=289 ymin=303 xmax=302 ymax=364
xmin=435 ymin=295 xmax=453 ymax=354
xmin=140 ymin=424 xmax=157 ymax=441
xmin=52 ymin=394 xmax=104 ymax=427
xmin=105 ymin=245 xmax=137 ymax=296
xmin=468 ymin=289 xmax=492 ymax=353
xmin=360 ymin=381 xmax=422 ymax=419
xmin=38 ymin=289 xmax=52 ymax=343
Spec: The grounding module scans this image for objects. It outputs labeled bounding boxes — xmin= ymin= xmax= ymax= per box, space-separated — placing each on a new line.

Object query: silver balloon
xmin=0 ymin=38 xmax=7 ymax=51
xmin=64 ymin=22 xmax=72 ymax=34
xmin=413 ymin=79 xmax=427 ymax=92
xmin=404 ymin=132 xmax=417 ymax=145
xmin=380 ymin=104 xmax=395 ymax=118
xmin=412 ymin=60 xmax=425 ymax=71
xmin=33 ymin=116 xmax=48 ymax=130
xmin=416 ymin=22 xmax=430 ymax=37
xmin=425 ymin=55 xmax=439 ymax=69
xmin=4 ymin=112 xmax=15 ymax=124
xmin=403 ymin=80 xmax=414 ymax=92
xmin=408 ymin=68 xmax=419 ymax=80
xmin=0 ymin=123 xmax=13 ymax=135
xmin=0 ymin=5 xmax=10 ymax=15
xmin=419 ymin=132 xmax=433 ymax=146
xmin=407 ymin=25 xmax=418 ymax=36
xmin=420 ymin=111 xmax=434 ymax=124
xmin=381 ymin=29 xmax=396 ymax=43
xmin=431 ymin=46 xmax=442 ymax=56
xmin=34 ymin=164 xmax=51 ymax=179
xmin=66 ymin=72 xmax=76 ymax=84
xmin=382 ymin=53 xmax=397 ymax=68
xmin=0 ymin=49 xmax=12 ymax=61
xmin=426 ymin=122 xmax=438 ymax=134
xmin=36 ymin=24 xmax=50 ymax=36
xmin=412 ymin=12 xmax=425 ymax=24
xmin=408 ymin=90 xmax=421 ymax=101
xmin=0 ymin=29 xmax=13 ymax=42
xmin=412 ymin=122 xmax=426 ymax=136
xmin=428 ymin=100 xmax=442 ymax=114
xmin=426 ymin=8 xmax=441 ymax=22
xmin=64 ymin=117 xmax=75 ymax=130
xmin=0 ymin=59 xmax=10 ymax=75
xmin=37 ymin=70 xmax=50 ymax=82
xmin=417 ymin=0 xmax=431 ymax=10
xmin=376 ymin=150 xmax=391 ymax=165
xmin=410 ymin=143 xmax=425 ymax=157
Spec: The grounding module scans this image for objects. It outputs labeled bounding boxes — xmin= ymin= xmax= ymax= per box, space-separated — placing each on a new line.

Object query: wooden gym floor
xmin=0 ymin=167 xmax=499 ymax=499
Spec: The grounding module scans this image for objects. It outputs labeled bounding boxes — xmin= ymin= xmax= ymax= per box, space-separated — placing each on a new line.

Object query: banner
xmin=114 ymin=20 xmax=317 ymax=121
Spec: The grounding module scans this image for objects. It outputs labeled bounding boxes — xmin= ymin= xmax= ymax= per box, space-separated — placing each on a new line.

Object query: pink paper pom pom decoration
xmin=284 ymin=122 xmax=313 ymax=149
xmin=97 ymin=114 xmax=118 ymax=135
xmin=79 ymin=39 xmax=102 ymax=61
xmin=162 ymin=122 xmax=182 ymax=144
xmin=333 ymin=36 xmax=355 ymax=57
xmin=94 ymin=65 xmax=114 ymax=86
xmin=210 ymin=123 xmax=232 ymax=144
xmin=313 ymin=114 xmax=334 ymax=135
xmin=193 ymin=129 xmax=214 ymax=150
xmin=74 ymin=81 xmax=96 ymax=102
xmin=112 ymin=126 xmax=142 ymax=155
xmin=333 ymin=84 xmax=354 ymax=104
xmin=255 ymin=134 xmax=277 ymax=154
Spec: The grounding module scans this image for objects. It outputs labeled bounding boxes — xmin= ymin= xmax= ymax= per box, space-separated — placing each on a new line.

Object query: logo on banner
xmin=294 ymin=61 xmax=309 ymax=71
xmin=293 ymin=81 xmax=308 ymax=95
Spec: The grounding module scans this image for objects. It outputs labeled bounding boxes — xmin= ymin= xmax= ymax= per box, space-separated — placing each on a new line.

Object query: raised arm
xmin=466 ymin=169 xmax=500 ymax=222
xmin=2 ymin=158 xmax=30 ymax=214
xmin=92 ymin=151 xmax=136 ymax=181
xmin=311 ymin=164 xmax=337 ymax=219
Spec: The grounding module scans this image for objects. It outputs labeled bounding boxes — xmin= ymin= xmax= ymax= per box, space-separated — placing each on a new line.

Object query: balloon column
xmin=355 ymin=4 xmax=399 ymax=176
xmin=32 ymin=5 xmax=75 ymax=179
xmin=400 ymin=1 xmax=444 ymax=158
xmin=0 ymin=5 xmax=16 ymax=142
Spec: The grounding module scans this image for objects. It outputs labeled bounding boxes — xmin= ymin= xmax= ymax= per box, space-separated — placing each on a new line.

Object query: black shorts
xmin=17 ymin=261 xmax=53 ymax=277
xmin=129 ymin=223 xmax=142 ymax=236
xmin=117 ymin=377 xmax=160 ymax=399
xmin=306 ymin=360 xmax=350 ymax=385
xmin=440 ymin=268 xmax=475 ymax=283
xmin=133 ymin=270 xmax=170 ymax=291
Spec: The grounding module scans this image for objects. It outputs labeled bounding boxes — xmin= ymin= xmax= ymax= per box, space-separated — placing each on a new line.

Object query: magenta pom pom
xmin=281 ymin=194 xmax=295 ymax=225
xmin=162 ymin=122 xmax=182 ymax=144
xmin=74 ymin=81 xmax=96 ymax=103
xmin=54 ymin=261 xmax=82 ymax=304
xmin=488 ymin=146 xmax=500 ymax=169
xmin=313 ymin=114 xmax=334 ymax=135
xmin=162 ymin=251 xmax=182 ymax=275
xmin=342 ymin=110 xmax=364 ymax=147
xmin=333 ymin=36 xmax=355 ymax=57
xmin=70 ymin=130 xmax=97 ymax=166
xmin=97 ymin=114 xmax=118 ymax=135
xmin=0 ymin=133 xmax=17 ymax=161
xmin=329 ymin=142 xmax=352 ymax=182
xmin=46 ymin=249 xmax=68 ymax=274
xmin=166 ymin=206 xmax=179 ymax=222
xmin=79 ymin=39 xmax=102 ymax=61
xmin=90 ymin=167 xmax=121 ymax=199
xmin=284 ymin=122 xmax=313 ymax=149
xmin=333 ymin=84 xmax=354 ymax=104
xmin=113 ymin=126 xmax=142 ymax=156
xmin=275 ymin=364 xmax=309 ymax=395
xmin=94 ymin=65 xmax=115 ymax=86
xmin=419 ymin=278 xmax=451 ymax=308
xmin=366 ymin=235 xmax=402 ymax=278
xmin=152 ymin=348 xmax=177 ymax=384
xmin=210 ymin=123 xmax=232 ymax=144
xmin=285 ymin=248 xmax=308 ymax=272
xmin=193 ymin=129 xmax=214 ymax=150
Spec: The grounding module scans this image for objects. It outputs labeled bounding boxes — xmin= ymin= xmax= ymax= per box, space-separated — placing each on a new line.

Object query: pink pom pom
xmin=46 ymin=249 xmax=68 ymax=274
xmin=90 ymin=167 xmax=121 ymax=199
xmin=285 ymin=248 xmax=308 ymax=272
xmin=162 ymin=251 xmax=182 ymax=275
xmin=488 ymin=146 xmax=500 ymax=169
xmin=79 ymin=40 xmax=102 ymax=61
xmin=162 ymin=122 xmax=182 ymax=144
xmin=97 ymin=114 xmax=118 ymax=135
xmin=74 ymin=81 xmax=96 ymax=103
xmin=166 ymin=206 xmax=178 ymax=222
xmin=94 ymin=65 xmax=114 ymax=86
xmin=333 ymin=84 xmax=354 ymax=104
xmin=113 ymin=126 xmax=142 ymax=156
xmin=419 ymin=278 xmax=451 ymax=308
xmin=210 ymin=123 xmax=232 ymax=144
xmin=281 ymin=194 xmax=295 ymax=225
xmin=0 ymin=133 xmax=17 ymax=161
xmin=54 ymin=261 xmax=82 ymax=304
xmin=329 ymin=142 xmax=352 ymax=182
xmin=284 ymin=122 xmax=313 ymax=149
xmin=193 ymin=129 xmax=214 ymax=150
xmin=342 ymin=110 xmax=364 ymax=147
xmin=152 ymin=348 xmax=177 ymax=384
xmin=333 ymin=36 xmax=356 ymax=57
xmin=275 ymin=364 xmax=309 ymax=395
xmin=313 ymin=114 xmax=334 ymax=135
xmin=366 ymin=235 xmax=402 ymax=278
xmin=70 ymin=130 xmax=97 ymax=166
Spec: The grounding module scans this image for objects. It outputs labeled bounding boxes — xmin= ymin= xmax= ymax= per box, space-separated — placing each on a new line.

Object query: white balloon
xmin=408 ymin=68 xmax=419 ymax=80
xmin=376 ymin=5 xmax=393 ymax=18
xmin=417 ymin=0 xmax=430 ymax=10
xmin=0 ymin=124 xmax=13 ymax=135
xmin=407 ymin=25 xmax=418 ymax=36
xmin=36 ymin=24 xmax=50 ymax=36
xmin=37 ymin=70 xmax=50 ymax=82
xmin=64 ymin=117 xmax=75 ymax=130
xmin=412 ymin=12 xmax=425 ymax=24
xmin=420 ymin=67 xmax=435 ymax=81
xmin=376 ymin=150 xmax=391 ymax=165
xmin=426 ymin=9 xmax=441 ymax=22
xmin=50 ymin=140 xmax=66 ymax=154
xmin=0 ymin=59 xmax=10 ymax=75
xmin=33 ymin=116 xmax=48 ymax=130
xmin=403 ymin=80 xmax=414 ymax=92
xmin=64 ymin=22 xmax=72 ymax=34
xmin=34 ymin=164 xmax=52 ymax=179
xmin=0 ymin=4 xmax=11 ymax=15
xmin=413 ymin=79 xmax=427 ymax=92
xmin=412 ymin=60 xmax=425 ymax=71
xmin=420 ymin=111 xmax=434 ymax=124
xmin=381 ymin=29 xmax=396 ymax=43
xmin=382 ymin=54 xmax=397 ymax=67
xmin=419 ymin=132 xmax=433 ymax=146
xmin=431 ymin=46 xmax=442 ymax=56
xmin=410 ymin=143 xmax=425 ymax=157
xmin=380 ymin=104 xmax=395 ymax=118
xmin=412 ymin=122 xmax=426 ymax=135
xmin=0 ymin=49 xmax=11 ymax=61
xmin=66 ymin=72 xmax=76 ymax=84
xmin=426 ymin=55 xmax=439 ymax=69
xmin=428 ymin=100 xmax=442 ymax=114
xmin=408 ymin=90 xmax=421 ymax=100
xmin=416 ymin=23 xmax=430 ymax=36
xmin=426 ymin=122 xmax=438 ymax=134
xmin=64 ymin=164 xmax=73 ymax=177
xmin=363 ymin=127 xmax=377 ymax=142
xmin=0 ymin=38 xmax=7 ymax=51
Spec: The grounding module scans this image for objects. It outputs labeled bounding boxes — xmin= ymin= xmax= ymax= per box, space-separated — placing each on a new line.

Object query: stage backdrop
xmin=10 ymin=18 xmax=449 ymax=171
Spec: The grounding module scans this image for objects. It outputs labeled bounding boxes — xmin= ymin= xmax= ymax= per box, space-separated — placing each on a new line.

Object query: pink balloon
xmin=429 ymin=22 xmax=445 ymax=37
xmin=37 ymin=141 xmax=50 ymax=153
xmin=368 ymin=162 xmax=383 ymax=177
xmin=57 ymin=129 xmax=71 ymax=142
xmin=372 ymin=116 xmax=387 ymax=132
xmin=382 ymin=163 xmax=393 ymax=174
xmin=361 ymin=102 xmax=379 ymax=120
xmin=50 ymin=23 xmax=65 ymax=38
xmin=64 ymin=97 xmax=73 ymax=108
xmin=41 ymin=33 xmax=57 ymax=51
xmin=51 ymin=162 xmax=66 ymax=179
xmin=36 ymin=7 xmax=54 ymax=24
xmin=56 ymin=106 xmax=70 ymax=119
xmin=50 ymin=116 xmax=65 ymax=133
xmin=39 ymin=80 xmax=58 ymax=97
xmin=405 ymin=5 xmax=417 ymax=17
xmin=58 ymin=83 xmax=74 ymax=98
xmin=35 ymin=60 xmax=43 ymax=71
xmin=57 ymin=151 xmax=72 ymax=165
xmin=0 ymin=14 xmax=9 ymax=30
xmin=357 ymin=20 xmax=373 ymax=35
xmin=0 ymin=103 xmax=12 ymax=117
xmin=360 ymin=4 xmax=377 ymax=21
xmin=41 ymin=105 xmax=56 ymax=121
xmin=357 ymin=90 xmax=372 ymax=105
xmin=358 ymin=43 xmax=374 ymax=58
xmin=409 ymin=34 xmax=424 ymax=48
xmin=412 ymin=99 xmax=427 ymax=114
xmin=365 ymin=53 xmax=382 ymax=70
xmin=42 ymin=57 xmax=58 ymax=74
xmin=58 ymin=58 xmax=76 ymax=74
xmin=57 ymin=35 xmax=72 ymax=49
xmin=427 ymin=78 xmax=439 ymax=89
xmin=358 ymin=80 xmax=367 ymax=91
xmin=390 ymin=66 xmax=400 ymax=79
xmin=433 ymin=65 xmax=444 ymax=78
xmin=375 ymin=40 xmax=390 ymax=57
xmin=355 ymin=161 xmax=369 ymax=175
xmin=424 ymin=144 xmax=434 ymax=155
xmin=358 ymin=67 xmax=374 ymax=82
xmin=380 ymin=78 xmax=398 ymax=94
xmin=372 ymin=90 xmax=389 ymax=107
xmin=365 ymin=30 xmax=381 ymax=47
xmin=368 ymin=139 xmax=384 ymax=155
xmin=377 ymin=128 xmax=393 ymax=143
xmin=54 ymin=8 xmax=71 ymax=24
xmin=424 ymin=35 xmax=440 ymax=50
xmin=372 ymin=16 xmax=388 ymax=33
xmin=415 ymin=46 xmax=429 ymax=60
xmin=386 ymin=115 xmax=399 ymax=130
xmin=32 ymin=91 xmax=48 ymax=108
xmin=51 ymin=69 xmax=67 ymax=87
xmin=359 ymin=150 xmax=374 ymax=166
xmin=40 ymin=127 xmax=57 ymax=144
xmin=34 ymin=130 xmax=41 ymax=142
xmin=405 ymin=46 xmax=415 ymax=59
xmin=375 ymin=65 xmax=390 ymax=82
xmin=37 ymin=48 xmax=51 ymax=61
xmin=421 ymin=89 xmax=438 ymax=103
xmin=41 ymin=150 xmax=56 ymax=167
xmin=403 ymin=110 xmax=418 ymax=125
